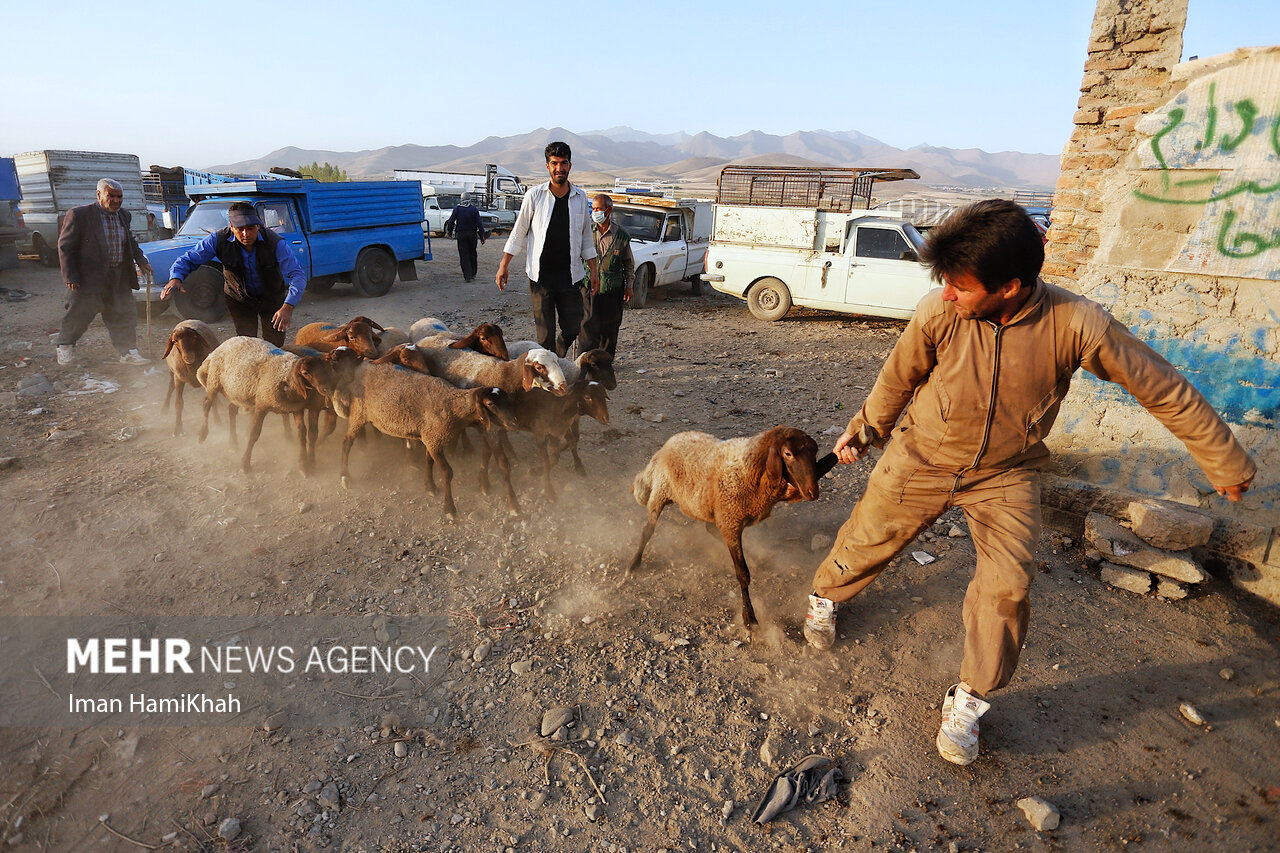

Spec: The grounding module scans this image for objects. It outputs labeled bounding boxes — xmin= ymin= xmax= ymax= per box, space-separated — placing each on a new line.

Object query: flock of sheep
xmin=161 ymin=314 xmax=827 ymax=629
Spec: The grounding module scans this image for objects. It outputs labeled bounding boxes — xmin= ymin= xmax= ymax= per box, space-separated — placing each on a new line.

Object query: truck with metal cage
xmin=699 ymin=165 xmax=935 ymax=321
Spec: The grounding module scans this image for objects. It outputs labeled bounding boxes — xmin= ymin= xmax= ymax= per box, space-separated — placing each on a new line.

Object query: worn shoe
xmin=56 ymin=345 xmax=75 ymax=365
xmin=119 ymin=349 xmax=150 ymax=365
xmin=803 ymin=594 xmax=837 ymax=650
xmin=936 ymin=684 xmax=990 ymax=765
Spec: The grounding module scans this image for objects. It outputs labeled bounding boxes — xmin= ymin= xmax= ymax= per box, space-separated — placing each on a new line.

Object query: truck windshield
xmin=177 ymin=202 xmax=232 ymax=237
xmin=613 ymin=209 xmax=663 ymax=242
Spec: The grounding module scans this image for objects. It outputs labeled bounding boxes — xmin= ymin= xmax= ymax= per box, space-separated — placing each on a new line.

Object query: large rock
xmin=1128 ymin=501 xmax=1214 ymax=551
xmin=1100 ymin=562 xmax=1152 ymax=595
xmin=1084 ymin=513 xmax=1208 ymax=584
xmin=1016 ymin=796 xmax=1061 ymax=831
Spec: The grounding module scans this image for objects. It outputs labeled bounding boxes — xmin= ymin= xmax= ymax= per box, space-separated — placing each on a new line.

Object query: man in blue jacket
xmin=444 ymin=192 xmax=487 ymax=282
xmin=161 ymin=202 xmax=306 ymax=345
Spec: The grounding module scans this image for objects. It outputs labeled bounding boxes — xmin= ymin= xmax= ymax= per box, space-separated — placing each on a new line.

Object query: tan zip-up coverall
xmin=813 ymin=280 xmax=1256 ymax=695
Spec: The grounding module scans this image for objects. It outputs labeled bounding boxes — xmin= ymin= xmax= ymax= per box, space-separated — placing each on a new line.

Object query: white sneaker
xmin=937 ymin=684 xmax=990 ymax=765
xmin=119 ymin=349 xmax=150 ymax=365
xmin=803 ymin=594 xmax=837 ymax=650
xmin=56 ymin=345 xmax=74 ymax=365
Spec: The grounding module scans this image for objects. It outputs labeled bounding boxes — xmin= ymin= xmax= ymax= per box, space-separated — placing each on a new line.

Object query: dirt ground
xmin=1 ymin=238 xmax=1278 ymax=853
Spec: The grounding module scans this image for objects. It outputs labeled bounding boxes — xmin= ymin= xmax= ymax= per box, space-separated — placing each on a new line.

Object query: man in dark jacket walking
xmin=161 ymin=202 xmax=307 ymax=345
xmin=444 ymin=192 xmax=487 ymax=282
xmin=55 ymin=178 xmax=154 ymax=365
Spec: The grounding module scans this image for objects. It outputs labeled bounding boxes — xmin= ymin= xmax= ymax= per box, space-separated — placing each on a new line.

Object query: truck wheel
xmin=33 ymin=233 xmax=57 ymax=267
xmin=689 ymin=277 xmax=703 ymax=296
xmin=307 ymin=275 xmax=337 ymax=294
xmin=630 ymin=265 xmax=653 ymax=309
xmin=172 ymin=266 xmax=228 ymax=323
xmin=747 ymin=277 xmax=792 ymax=322
xmin=352 ymin=247 xmax=396 ymax=297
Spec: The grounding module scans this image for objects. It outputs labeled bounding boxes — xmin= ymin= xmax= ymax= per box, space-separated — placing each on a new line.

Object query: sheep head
xmin=164 ymin=327 xmax=212 ymax=366
xmin=323 ymin=346 xmax=363 ymax=388
xmin=292 ymin=355 xmax=345 ymax=399
xmin=577 ymin=349 xmax=617 ymax=390
xmin=346 ymin=315 xmax=386 ymax=332
xmin=523 ymin=348 xmax=569 ymax=395
xmin=578 ymin=381 xmax=610 ymax=424
xmin=757 ymin=426 xmax=820 ymax=502
xmin=473 ymin=387 xmax=520 ymax=431
xmin=449 ymin=322 xmax=509 ymax=360
xmin=338 ymin=320 xmax=383 ymax=358
xmin=372 ymin=343 xmax=433 ymax=374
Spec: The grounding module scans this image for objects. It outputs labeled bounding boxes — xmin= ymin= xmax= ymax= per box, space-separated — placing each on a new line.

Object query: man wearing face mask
xmin=496 ymin=141 xmax=599 ymax=356
xmin=577 ymin=194 xmax=634 ymax=356
xmin=161 ymin=202 xmax=307 ymax=345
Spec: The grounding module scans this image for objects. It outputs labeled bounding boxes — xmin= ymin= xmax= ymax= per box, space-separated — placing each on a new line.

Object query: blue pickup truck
xmin=135 ymin=180 xmax=430 ymax=322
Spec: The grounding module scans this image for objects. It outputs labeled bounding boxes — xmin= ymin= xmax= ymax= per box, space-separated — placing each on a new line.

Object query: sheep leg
xmin=340 ymin=434 xmax=356 ymax=485
xmin=163 ymin=373 xmax=175 ymax=412
xmin=568 ymin=419 xmax=586 ymax=476
xmin=494 ymin=431 xmax=520 ymax=515
xmin=719 ymin=525 xmax=758 ymax=628
xmin=476 ymin=433 xmax=492 ymax=495
xmin=624 ymin=500 xmax=669 ymax=581
xmin=198 ymin=387 xmax=218 ymax=443
xmin=294 ymin=412 xmax=313 ymax=475
xmin=538 ymin=436 xmax=556 ymax=501
xmin=171 ymin=381 xmax=185 ymax=437
xmin=227 ymin=403 xmax=239 ymax=447
xmin=241 ymin=410 xmax=269 ymax=473
xmin=458 ymin=428 xmax=475 ymax=456
xmin=305 ymin=408 xmax=321 ymax=466
xmin=319 ymin=409 xmax=337 ymax=442
xmin=427 ymin=443 xmax=456 ymax=517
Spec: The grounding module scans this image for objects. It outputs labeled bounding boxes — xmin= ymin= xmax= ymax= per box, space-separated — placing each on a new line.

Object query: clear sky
xmin=2 ymin=0 xmax=1276 ymax=169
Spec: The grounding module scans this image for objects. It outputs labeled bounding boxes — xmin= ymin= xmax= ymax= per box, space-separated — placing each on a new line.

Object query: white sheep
xmin=505 ymin=341 xmax=616 ymax=389
xmin=414 ymin=346 xmax=568 ymax=396
xmin=627 ymin=426 xmax=821 ymax=628
xmin=196 ymin=337 xmax=360 ymax=474
xmin=373 ymin=327 xmax=412 ymax=355
xmin=408 ymin=317 xmax=451 ymax=339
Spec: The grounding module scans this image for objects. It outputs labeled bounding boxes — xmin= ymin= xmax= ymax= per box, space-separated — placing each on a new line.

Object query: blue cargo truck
xmin=135 ymin=180 xmax=430 ymax=322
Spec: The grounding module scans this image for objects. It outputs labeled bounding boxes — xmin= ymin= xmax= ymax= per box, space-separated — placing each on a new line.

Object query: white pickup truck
xmin=421 ymin=186 xmax=500 ymax=237
xmin=699 ymin=165 xmax=935 ymax=321
xmin=604 ymin=194 xmax=712 ymax=308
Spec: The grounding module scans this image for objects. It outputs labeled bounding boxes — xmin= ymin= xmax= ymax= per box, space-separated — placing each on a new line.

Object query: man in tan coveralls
xmin=802 ymin=200 xmax=1256 ymax=766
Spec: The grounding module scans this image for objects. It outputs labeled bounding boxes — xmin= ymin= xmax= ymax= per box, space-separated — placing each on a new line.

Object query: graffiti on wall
xmin=1133 ymin=54 xmax=1280 ymax=280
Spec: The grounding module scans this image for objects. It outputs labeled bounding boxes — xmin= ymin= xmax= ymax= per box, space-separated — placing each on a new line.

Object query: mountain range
xmin=208 ymin=126 xmax=1062 ymax=192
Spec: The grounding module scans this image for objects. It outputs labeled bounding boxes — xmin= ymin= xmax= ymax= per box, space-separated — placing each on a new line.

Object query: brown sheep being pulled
xmin=626 ymin=425 xmax=821 ymax=628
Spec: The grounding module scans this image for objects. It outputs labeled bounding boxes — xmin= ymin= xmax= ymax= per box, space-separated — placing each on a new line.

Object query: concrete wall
xmin=1043 ymin=1 xmax=1278 ymax=528
xmin=1040 ymin=0 xmax=1278 ymax=599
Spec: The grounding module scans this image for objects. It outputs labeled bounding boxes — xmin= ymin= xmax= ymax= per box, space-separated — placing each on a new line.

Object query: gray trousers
xmin=58 ymin=281 xmax=136 ymax=352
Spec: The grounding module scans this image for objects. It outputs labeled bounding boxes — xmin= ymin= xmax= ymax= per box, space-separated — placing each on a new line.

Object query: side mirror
xmin=899 ymin=249 xmax=918 ymax=262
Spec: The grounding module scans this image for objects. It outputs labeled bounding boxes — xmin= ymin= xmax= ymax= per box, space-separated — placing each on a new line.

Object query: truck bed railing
xmin=716 ymin=166 xmax=919 ymax=212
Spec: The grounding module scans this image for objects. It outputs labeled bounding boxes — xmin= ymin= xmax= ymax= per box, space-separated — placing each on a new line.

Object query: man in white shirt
xmin=496 ymin=141 xmax=600 ymax=356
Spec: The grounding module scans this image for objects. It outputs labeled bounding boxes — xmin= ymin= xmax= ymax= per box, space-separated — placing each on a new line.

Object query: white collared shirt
xmin=502 ymin=181 xmax=597 ymax=283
